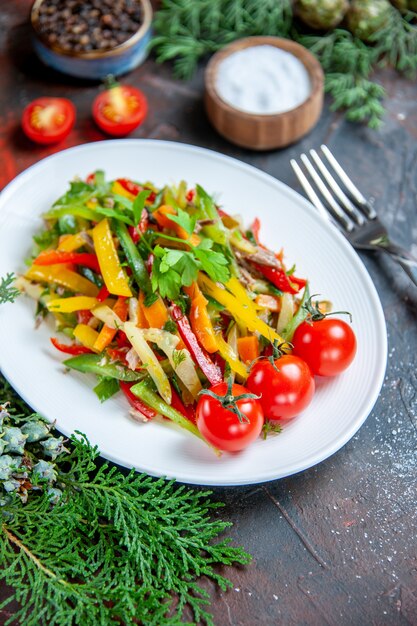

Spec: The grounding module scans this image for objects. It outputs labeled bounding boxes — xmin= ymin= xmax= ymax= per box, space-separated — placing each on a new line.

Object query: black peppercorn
xmin=36 ymin=0 xmax=143 ymax=53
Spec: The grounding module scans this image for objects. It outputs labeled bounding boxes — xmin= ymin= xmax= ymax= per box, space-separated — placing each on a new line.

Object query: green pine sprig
xmin=152 ymin=0 xmax=293 ymax=79
xmin=0 ymin=273 xmax=20 ymax=305
xmin=0 ymin=379 xmax=251 ymax=626
xmin=152 ymin=1 xmax=417 ymax=128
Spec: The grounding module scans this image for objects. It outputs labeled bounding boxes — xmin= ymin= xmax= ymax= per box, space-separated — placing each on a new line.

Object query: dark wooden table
xmin=1 ymin=3 xmax=417 ymax=625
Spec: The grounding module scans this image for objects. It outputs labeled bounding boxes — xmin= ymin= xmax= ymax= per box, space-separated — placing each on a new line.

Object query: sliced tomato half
xmin=22 ymin=97 xmax=75 ymax=145
xmin=92 ymin=84 xmax=147 ymax=137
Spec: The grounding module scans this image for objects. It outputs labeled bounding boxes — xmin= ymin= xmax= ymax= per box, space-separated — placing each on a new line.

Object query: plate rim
xmin=0 ymin=139 xmax=388 ymax=486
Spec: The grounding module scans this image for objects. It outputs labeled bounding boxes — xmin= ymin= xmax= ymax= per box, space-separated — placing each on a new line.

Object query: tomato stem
xmin=199 ymin=377 xmax=260 ymax=424
xmin=303 ymin=294 xmax=352 ymax=323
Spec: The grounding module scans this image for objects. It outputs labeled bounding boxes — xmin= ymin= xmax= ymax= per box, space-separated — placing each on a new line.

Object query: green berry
xmin=32 ymin=460 xmax=57 ymax=483
xmin=347 ymin=0 xmax=391 ymax=41
xmin=0 ymin=455 xmax=20 ymax=480
xmin=41 ymin=436 xmax=67 ymax=460
xmin=47 ymin=487 xmax=63 ymax=505
xmin=2 ymin=427 xmax=28 ymax=455
xmin=296 ymin=0 xmax=349 ymax=29
xmin=21 ymin=419 xmax=51 ymax=443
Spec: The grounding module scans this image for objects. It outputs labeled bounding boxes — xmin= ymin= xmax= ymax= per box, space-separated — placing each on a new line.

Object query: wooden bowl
xmin=205 ymin=37 xmax=324 ymax=151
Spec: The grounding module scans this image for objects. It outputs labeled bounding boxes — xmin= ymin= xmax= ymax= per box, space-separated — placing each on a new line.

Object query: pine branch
xmin=371 ymin=7 xmax=417 ymax=76
xmin=0 ymin=389 xmax=251 ymax=626
xmin=0 ymin=273 xmax=20 ymax=305
xmin=152 ymin=0 xmax=293 ymax=79
xmin=295 ymin=29 xmax=386 ymax=128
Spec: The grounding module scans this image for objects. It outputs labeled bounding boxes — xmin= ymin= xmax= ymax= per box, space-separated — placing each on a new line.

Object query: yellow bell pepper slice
xmin=25 ymin=265 xmax=99 ymax=297
xmin=58 ymin=232 xmax=88 ymax=252
xmin=215 ymin=333 xmax=248 ymax=380
xmin=226 ymin=277 xmax=259 ymax=314
xmin=198 ymin=273 xmax=284 ymax=345
xmin=73 ymin=324 xmax=100 ymax=351
xmin=124 ymin=322 xmax=172 ymax=404
xmin=92 ymin=219 xmax=132 ymax=297
xmin=112 ymin=181 xmax=136 ymax=201
xmin=46 ymin=296 xmax=98 ymax=313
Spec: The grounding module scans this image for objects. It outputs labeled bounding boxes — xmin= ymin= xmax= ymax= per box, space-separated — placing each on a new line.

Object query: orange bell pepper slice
xmin=153 ymin=205 xmax=200 ymax=247
xmin=237 ymin=336 xmax=260 ymax=364
xmin=184 ymin=283 xmax=219 ymax=354
xmin=141 ymin=295 xmax=169 ymax=329
xmin=93 ymin=296 xmax=128 ymax=352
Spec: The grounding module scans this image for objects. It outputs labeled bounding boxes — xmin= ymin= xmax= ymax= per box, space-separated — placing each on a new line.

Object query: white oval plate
xmin=0 ymin=140 xmax=387 ymax=486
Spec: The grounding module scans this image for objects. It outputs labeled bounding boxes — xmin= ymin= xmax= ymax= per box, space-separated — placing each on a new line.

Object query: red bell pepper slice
xmin=116 ymin=178 xmax=141 ymax=196
xmin=50 ymin=337 xmax=92 ymax=355
xmin=116 ymin=179 xmax=156 ymax=204
xmin=120 ymin=381 xmax=156 ymax=420
xmin=116 ymin=330 xmax=130 ymax=348
xmin=86 ymin=172 xmax=96 ymax=185
xmin=170 ymin=385 xmax=196 ymax=424
xmin=186 ymin=189 xmax=195 ymax=203
xmin=171 ymin=305 xmax=222 ymax=386
xmin=76 ymin=309 xmax=93 ymax=325
xmin=34 ymin=250 xmax=100 ymax=273
xmin=96 ymin=285 xmax=110 ymax=302
xmin=250 ymin=218 xmax=261 ymax=245
xmin=252 ymin=263 xmax=306 ymax=295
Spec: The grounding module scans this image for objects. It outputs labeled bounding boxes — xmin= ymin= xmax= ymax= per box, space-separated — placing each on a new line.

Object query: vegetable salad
xmin=18 ymin=172 xmax=356 ymax=453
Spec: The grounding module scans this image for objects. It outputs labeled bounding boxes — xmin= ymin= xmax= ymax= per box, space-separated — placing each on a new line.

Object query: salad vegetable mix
xmin=18 ymin=172 xmax=357 ymax=453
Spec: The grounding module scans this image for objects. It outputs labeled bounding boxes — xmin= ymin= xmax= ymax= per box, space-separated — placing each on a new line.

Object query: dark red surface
xmin=1 ymin=3 xmax=417 ymax=625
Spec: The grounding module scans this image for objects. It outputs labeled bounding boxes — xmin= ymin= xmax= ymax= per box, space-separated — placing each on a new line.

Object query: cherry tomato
xmin=247 ymin=355 xmax=315 ymax=421
xmin=22 ymin=97 xmax=75 ymax=145
xmin=196 ymin=382 xmax=264 ymax=452
xmin=292 ymin=318 xmax=357 ymax=377
xmin=92 ymin=84 xmax=147 ymax=137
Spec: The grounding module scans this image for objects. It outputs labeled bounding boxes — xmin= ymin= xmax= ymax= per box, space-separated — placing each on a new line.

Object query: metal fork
xmin=290 ymin=145 xmax=417 ymax=287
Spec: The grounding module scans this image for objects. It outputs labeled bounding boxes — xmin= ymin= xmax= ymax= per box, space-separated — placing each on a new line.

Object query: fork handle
xmin=380 ymin=242 xmax=417 ymax=287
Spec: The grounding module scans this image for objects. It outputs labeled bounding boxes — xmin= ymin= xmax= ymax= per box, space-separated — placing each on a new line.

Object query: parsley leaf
xmin=194 ymin=240 xmax=230 ymax=284
xmin=151 ymin=238 xmax=230 ymax=300
xmin=166 ymin=207 xmax=197 ymax=235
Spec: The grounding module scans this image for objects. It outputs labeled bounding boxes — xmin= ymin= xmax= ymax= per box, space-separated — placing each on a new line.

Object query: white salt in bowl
xmin=205 ymin=36 xmax=324 ymax=151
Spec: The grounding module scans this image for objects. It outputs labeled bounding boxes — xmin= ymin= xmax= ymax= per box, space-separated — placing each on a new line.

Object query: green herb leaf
xmin=33 ymin=225 xmax=60 ymax=252
xmin=132 ymin=190 xmax=151 ymax=226
xmin=163 ymin=319 xmax=177 ymax=333
xmin=143 ymin=292 xmax=159 ymax=307
xmin=194 ymin=240 xmax=230 ymax=284
xmin=93 ymin=377 xmax=120 ymax=402
xmin=165 ymin=206 xmax=197 ymax=235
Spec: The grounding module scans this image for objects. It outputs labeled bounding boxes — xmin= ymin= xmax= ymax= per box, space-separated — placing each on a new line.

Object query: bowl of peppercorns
xmin=31 ymin=0 xmax=153 ymax=80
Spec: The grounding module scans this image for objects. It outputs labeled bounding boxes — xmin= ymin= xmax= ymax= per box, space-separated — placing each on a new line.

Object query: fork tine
xmin=309 ymin=149 xmax=366 ymax=226
xmin=290 ymin=159 xmax=334 ymax=225
xmin=320 ymin=145 xmax=377 ymax=219
xmin=299 ymin=154 xmax=355 ymax=232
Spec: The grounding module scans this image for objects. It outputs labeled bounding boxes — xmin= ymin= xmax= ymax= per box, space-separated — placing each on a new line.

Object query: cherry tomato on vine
xmin=22 ymin=97 xmax=75 ymax=145
xmin=196 ymin=381 xmax=264 ymax=452
xmin=292 ymin=318 xmax=357 ymax=377
xmin=247 ymin=355 xmax=315 ymax=421
xmin=92 ymin=84 xmax=147 ymax=137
